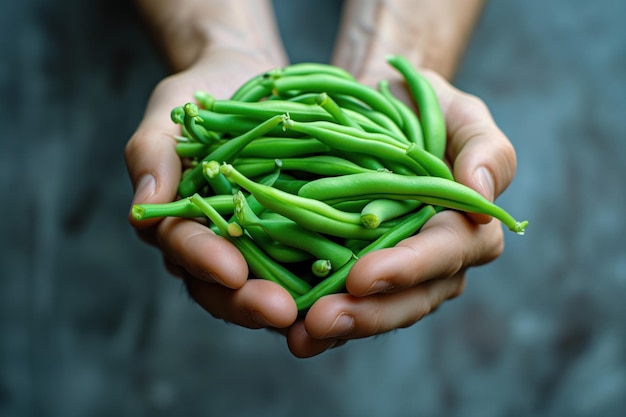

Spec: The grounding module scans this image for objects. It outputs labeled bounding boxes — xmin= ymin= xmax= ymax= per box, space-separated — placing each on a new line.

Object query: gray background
xmin=1 ymin=0 xmax=625 ymax=416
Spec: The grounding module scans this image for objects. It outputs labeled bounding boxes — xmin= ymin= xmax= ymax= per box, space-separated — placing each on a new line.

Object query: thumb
xmin=423 ymin=72 xmax=517 ymax=224
xmin=125 ymin=80 xmax=186 ymax=229
xmin=448 ymin=119 xmax=517 ymax=224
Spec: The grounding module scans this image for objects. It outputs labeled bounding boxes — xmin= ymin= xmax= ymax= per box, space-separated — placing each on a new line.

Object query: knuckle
xmin=485 ymin=223 xmax=505 ymax=262
xmin=448 ymin=275 xmax=467 ymax=300
xmin=463 ymin=92 xmax=488 ymax=112
xmin=472 ymin=221 xmax=505 ymax=266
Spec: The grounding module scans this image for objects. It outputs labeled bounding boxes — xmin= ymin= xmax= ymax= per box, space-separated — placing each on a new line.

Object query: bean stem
xmin=265 ymin=74 xmax=404 ymax=127
xmin=386 ymin=55 xmax=447 ymax=160
xmin=220 ymin=163 xmax=390 ymax=240
xmin=298 ymin=172 xmax=529 ymax=234
xmin=178 ymin=115 xmax=283 ymax=197
xmin=132 ymin=195 xmax=235 ymax=220
xmin=234 ymin=192 xmax=356 ymax=270
xmin=189 ymin=194 xmax=312 ymax=296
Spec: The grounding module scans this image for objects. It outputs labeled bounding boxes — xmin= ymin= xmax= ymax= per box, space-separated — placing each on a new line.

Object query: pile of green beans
xmin=132 ymin=55 xmax=528 ymax=311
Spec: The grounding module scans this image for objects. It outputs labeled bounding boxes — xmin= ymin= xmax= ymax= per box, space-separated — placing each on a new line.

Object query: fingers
xmin=301 ymin=273 xmax=465 ymax=343
xmin=157 ymin=217 xmax=249 ymax=289
xmin=185 ymin=277 xmax=298 ymax=329
xmin=346 ymin=210 xmax=503 ymax=297
xmin=286 ymin=321 xmax=343 ymax=359
xmin=422 ymin=71 xmax=517 ymax=224
xmin=125 ymin=77 xmax=191 ymax=230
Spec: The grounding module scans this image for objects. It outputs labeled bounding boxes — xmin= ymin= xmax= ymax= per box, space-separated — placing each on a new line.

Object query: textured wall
xmin=1 ymin=0 xmax=625 ymax=416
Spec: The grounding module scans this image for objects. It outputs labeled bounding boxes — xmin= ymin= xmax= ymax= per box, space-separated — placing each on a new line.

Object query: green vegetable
xmin=386 ymin=54 xmax=447 ymax=160
xmin=294 ymin=205 xmax=438 ymax=311
xmin=131 ymin=57 xmax=527 ymax=310
xmin=298 ymin=171 xmax=528 ymax=234
xmin=189 ymin=194 xmax=312 ymax=296
xmin=263 ymin=74 xmax=404 ymax=127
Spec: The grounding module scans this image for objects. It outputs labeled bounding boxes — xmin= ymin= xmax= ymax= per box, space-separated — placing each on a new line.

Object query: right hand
xmin=125 ymin=50 xmax=299 ymax=330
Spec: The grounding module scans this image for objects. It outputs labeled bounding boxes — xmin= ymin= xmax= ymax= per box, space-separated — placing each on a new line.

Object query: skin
xmin=127 ymin=0 xmax=515 ymax=358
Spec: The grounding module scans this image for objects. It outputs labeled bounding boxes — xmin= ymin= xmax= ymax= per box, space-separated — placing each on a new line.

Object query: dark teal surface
xmin=1 ymin=1 xmax=625 ymax=416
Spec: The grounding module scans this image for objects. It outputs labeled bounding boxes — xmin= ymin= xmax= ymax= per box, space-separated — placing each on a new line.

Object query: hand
xmin=125 ymin=50 xmax=299 ymax=330
xmin=285 ymin=70 xmax=517 ymax=358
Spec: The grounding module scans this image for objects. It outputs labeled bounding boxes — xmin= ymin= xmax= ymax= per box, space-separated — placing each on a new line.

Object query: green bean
xmin=131 ymin=195 xmax=235 ymax=220
xmin=220 ymin=163 xmax=391 ymax=240
xmin=244 ymin=224 xmax=313 ymax=263
xmin=193 ymin=90 xmax=215 ymax=110
xmin=316 ymin=93 xmax=362 ymax=130
xmin=178 ymin=115 xmax=283 ymax=198
xmin=234 ymin=161 xmax=283 ymax=218
xmin=326 ymin=149 xmax=387 ymax=172
xmin=405 ymin=143 xmax=454 ymax=180
xmin=298 ymin=172 xmax=529 ymax=234
xmin=286 ymin=92 xmax=322 ymax=104
xmin=330 ymin=198 xmax=373 ymax=213
xmin=236 ymin=83 xmax=274 ymax=102
xmin=378 ymin=79 xmax=424 ymax=148
xmin=282 ymin=119 xmax=449 ymax=179
xmin=311 ymin=259 xmax=332 ymax=278
xmin=229 ymin=72 xmax=266 ymax=101
xmin=202 ymin=160 xmax=233 ymax=195
xmin=342 ymin=239 xmax=370 ymax=254
xmin=183 ymin=103 xmax=220 ymax=144
xmin=302 ymin=120 xmax=408 ymax=147
xmin=196 ymin=110 xmax=290 ymax=137
xmin=281 ymin=62 xmax=355 ymax=81
xmin=270 ymin=174 xmax=309 ymax=195
xmin=171 ymin=106 xmax=185 ymax=125
xmin=170 ymin=106 xmax=192 ymax=139
xmin=294 ymin=205 xmax=438 ymax=310
xmin=234 ymin=155 xmax=375 ymax=178
xmin=189 ymin=194 xmax=312 ymax=296
xmin=331 ymin=94 xmax=408 ymax=139
xmin=264 ymin=74 xmax=404 ymax=127
xmin=229 ymin=69 xmax=278 ymax=102
xmin=360 ymin=199 xmax=423 ymax=229
xmin=230 ymin=160 xmax=279 ymax=179
xmin=233 ymin=192 xmax=355 ymax=270
xmin=282 ymin=118 xmax=429 ymax=176
xmin=386 ymin=55 xmax=446 ymax=160
xmin=238 ymin=137 xmax=330 ymax=159
xmin=210 ymin=99 xmax=335 ymax=123
xmin=222 ymin=162 xmax=360 ymax=225
xmin=175 ymin=142 xmax=210 ymax=158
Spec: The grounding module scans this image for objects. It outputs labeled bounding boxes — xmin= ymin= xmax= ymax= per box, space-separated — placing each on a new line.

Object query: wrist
xmin=135 ymin=0 xmax=288 ymax=72
xmin=332 ymin=0 xmax=485 ymax=82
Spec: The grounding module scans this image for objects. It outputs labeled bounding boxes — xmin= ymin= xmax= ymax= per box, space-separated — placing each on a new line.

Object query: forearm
xmin=134 ymin=0 xmax=288 ymax=72
xmin=332 ymin=0 xmax=485 ymax=81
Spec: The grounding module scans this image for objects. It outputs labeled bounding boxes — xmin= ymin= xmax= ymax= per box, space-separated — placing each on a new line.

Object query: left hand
xmin=286 ymin=70 xmax=517 ymax=358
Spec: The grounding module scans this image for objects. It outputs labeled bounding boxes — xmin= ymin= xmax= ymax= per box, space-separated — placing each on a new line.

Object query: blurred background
xmin=1 ymin=0 xmax=624 ymax=416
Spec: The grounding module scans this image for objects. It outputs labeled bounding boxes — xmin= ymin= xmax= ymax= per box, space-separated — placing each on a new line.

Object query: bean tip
xmin=183 ymin=102 xmax=199 ymax=118
xmin=513 ymin=220 xmax=529 ymax=235
xmin=170 ymin=106 xmax=185 ymax=124
xmin=227 ymin=222 xmax=244 ymax=237
xmin=131 ymin=205 xmax=146 ymax=221
xmin=280 ymin=113 xmax=295 ymax=129
xmin=360 ymin=213 xmax=381 ymax=229
xmin=193 ymin=90 xmax=215 ymax=110
xmin=202 ymin=160 xmax=221 ymax=179
xmin=219 ymin=163 xmax=234 ymax=177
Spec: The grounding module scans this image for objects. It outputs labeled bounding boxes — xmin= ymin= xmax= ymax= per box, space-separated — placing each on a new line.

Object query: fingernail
xmin=364 ymin=279 xmax=393 ymax=295
xmin=474 ymin=167 xmax=495 ymax=201
xmin=325 ymin=314 xmax=354 ymax=338
xmin=132 ymin=174 xmax=156 ymax=205
xmin=250 ymin=310 xmax=272 ymax=327
xmin=198 ymin=269 xmax=226 ymax=286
